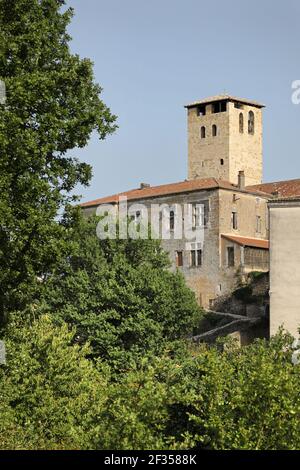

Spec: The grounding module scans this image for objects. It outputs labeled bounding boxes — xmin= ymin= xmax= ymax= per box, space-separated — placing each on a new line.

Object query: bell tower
xmin=185 ymin=95 xmax=264 ymax=186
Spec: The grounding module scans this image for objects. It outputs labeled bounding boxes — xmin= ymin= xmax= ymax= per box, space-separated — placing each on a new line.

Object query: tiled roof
xmin=185 ymin=94 xmax=265 ymax=109
xmin=80 ymin=178 xmax=269 ymax=208
xmin=222 ymin=234 xmax=269 ymax=250
xmin=248 ymin=179 xmax=300 ymax=198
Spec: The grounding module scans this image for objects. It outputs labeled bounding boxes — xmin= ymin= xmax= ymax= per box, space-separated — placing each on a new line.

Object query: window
xmin=248 ymin=110 xmax=255 ymax=135
xmin=244 ymin=247 xmax=269 ymax=270
xmin=176 ymin=251 xmax=183 ymax=267
xmin=232 ymin=211 xmax=238 ymax=230
xmin=256 ymin=215 xmax=262 ymax=233
xmin=190 ymin=243 xmax=202 ymax=267
xmin=130 ymin=211 xmax=141 ymax=222
xmin=192 ymin=203 xmax=207 ymax=228
xmin=220 ymin=158 xmax=224 ymax=166
xmin=234 ymin=102 xmax=244 ymax=109
xmin=227 ymin=247 xmax=235 ymax=267
xmin=169 ymin=210 xmax=175 ymax=231
xmin=212 ymin=124 xmax=217 ymax=137
xmin=200 ymin=126 xmax=206 ymax=138
xmin=212 ymin=100 xmax=227 ymax=114
xmin=197 ymin=105 xmax=206 ymax=116
xmin=221 ymin=101 xmax=227 ymax=112
xmin=239 ymin=113 xmax=244 ymax=133
xmin=192 ymin=205 xmax=199 ymax=228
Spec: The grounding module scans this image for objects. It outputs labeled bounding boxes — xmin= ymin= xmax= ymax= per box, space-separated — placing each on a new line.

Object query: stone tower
xmin=185 ymin=95 xmax=264 ymax=186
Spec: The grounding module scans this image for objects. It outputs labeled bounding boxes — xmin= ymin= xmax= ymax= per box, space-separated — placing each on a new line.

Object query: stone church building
xmin=81 ymin=95 xmax=300 ymax=309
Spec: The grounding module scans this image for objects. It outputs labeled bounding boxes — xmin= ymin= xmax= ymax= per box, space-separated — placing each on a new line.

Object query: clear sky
xmin=66 ymin=0 xmax=300 ymax=203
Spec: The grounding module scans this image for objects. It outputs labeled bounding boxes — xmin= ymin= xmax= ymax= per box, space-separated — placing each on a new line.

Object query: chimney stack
xmin=140 ymin=182 xmax=150 ymax=190
xmin=238 ymin=171 xmax=245 ymax=190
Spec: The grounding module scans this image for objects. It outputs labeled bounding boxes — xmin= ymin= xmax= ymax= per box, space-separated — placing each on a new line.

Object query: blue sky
xmin=66 ymin=0 xmax=300 ymax=203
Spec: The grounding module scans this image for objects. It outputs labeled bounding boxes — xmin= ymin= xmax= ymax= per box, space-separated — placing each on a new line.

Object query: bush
xmin=0 ymin=315 xmax=109 ymax=450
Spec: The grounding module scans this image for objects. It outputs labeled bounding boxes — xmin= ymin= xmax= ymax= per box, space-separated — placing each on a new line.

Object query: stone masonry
xmin=186 ymin=95 xmax=263 ymax=186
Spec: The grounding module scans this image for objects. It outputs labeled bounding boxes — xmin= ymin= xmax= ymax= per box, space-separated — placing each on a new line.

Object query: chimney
xmin=238 ymin=171 xmax=245 ymax=190
xmin=140 ymin=182 xmax=150 ymax=190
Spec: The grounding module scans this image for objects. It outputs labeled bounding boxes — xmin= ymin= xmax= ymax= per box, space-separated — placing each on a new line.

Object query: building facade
xmin=81 ymin=94 xmax=300 ymax=312
xmin=269 ymin=198 xmax=300 ymax=338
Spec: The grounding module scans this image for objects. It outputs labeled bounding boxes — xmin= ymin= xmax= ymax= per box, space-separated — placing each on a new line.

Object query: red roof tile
xmin=248 ymin=179 xmax=300 ymax=198
xmin=222 ymin=234 xmax=269 ymax=249
xmin=80 ymin=178 xmax=268 ymax=208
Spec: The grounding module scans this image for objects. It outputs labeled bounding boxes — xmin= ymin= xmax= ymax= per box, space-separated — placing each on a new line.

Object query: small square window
xmin=234 ymin=102 xmax=244 ymax=109
xmin=213 ymin=101 xmax=227 ymax=113
xmin=197 ymin=105 xmax=206 ymax=116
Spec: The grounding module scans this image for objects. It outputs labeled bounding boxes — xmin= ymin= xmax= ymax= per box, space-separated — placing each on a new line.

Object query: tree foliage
xmin=99 ymin=333 xmax=300 ymax=450
xmin=2 ymin=322 xmax=300 ymax=450
xmin=1 ymin=0 xmax=300 ymax=453
xmin=0 ymin=314 xmax=109 ymax=450
xmin=39 ymin=214 xmax=203 ymax=370
xmin=184 ymin=334 xmax=300 ymax=450
xmin=0 ymin=0 xmax=117 ymax=322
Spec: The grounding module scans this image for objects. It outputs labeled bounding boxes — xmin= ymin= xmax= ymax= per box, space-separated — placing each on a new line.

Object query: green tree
xmin=164 ymin=333 xmax=300 ymax=450
xmin=96 ymin=353 xmax=191 ymax=450
xmin=99 ymin=333 xmax=300 ymax=450
xmin=39 ymin=214 xmax=203 ymax=370
xmin=1 ymin=315 xmax=300 ymax=450
xmin=0 ymin=0 xmax=116 ymax=323
xmin=0 ymin=314 xmax=109 ymax=450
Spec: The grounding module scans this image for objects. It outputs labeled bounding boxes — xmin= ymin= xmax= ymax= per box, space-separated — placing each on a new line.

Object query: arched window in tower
xmin=212 ymin=124 xmax=217 ymax=137
xmin=200 ymin=126 xmax=206 ymax=139
xmin=239 ymin=113 xmax=244 ymax=133
xmin=248 ymin=111 xmax=255 ymax=135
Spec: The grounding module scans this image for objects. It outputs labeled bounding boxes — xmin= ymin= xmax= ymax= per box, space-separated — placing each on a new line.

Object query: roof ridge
xmin=80 ymin=177 xmax=273 ymax=208
xmin=249 ymin=177 xmax=300 ymax=187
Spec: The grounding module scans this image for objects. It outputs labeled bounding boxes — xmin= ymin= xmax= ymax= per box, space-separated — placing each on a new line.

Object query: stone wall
xmin=228 ymin=102 xmax=263 ymax=186
xmin=187 ymin=103 xmax=230 ymax=181
xmin=82 ymin=187 xmax=269 ymax=309
xmin=187 ymin=100 xmax=263 ymax=186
